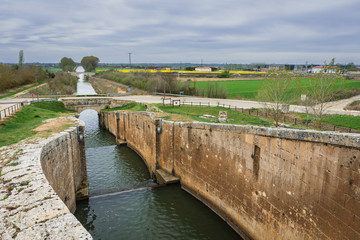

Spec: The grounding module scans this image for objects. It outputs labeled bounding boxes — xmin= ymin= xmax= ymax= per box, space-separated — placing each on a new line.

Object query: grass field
xmin=102 ymin=102 xmax=147 ymax=112
xmin=0 ymin=101 xmax=75 ymax=147
xmin=42 ymin=66 xmax=63 ymax=73
xmin=194 ymin=79 xmax=360 ymax=100
xmin=294 ymin=113 xmax=360 ymax=130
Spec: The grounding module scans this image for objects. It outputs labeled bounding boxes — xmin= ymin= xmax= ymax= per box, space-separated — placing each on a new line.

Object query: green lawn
xmin=102 ymin=102 xmax=147 ymax=112
xmin=0 ymin=101 xmax=75 ymax=147
xmin=157 ymin=105 xmax=271 ymax=126
xmin=321 ymin=115 xmax=360 ymax=130
xmin=195 ymin=79 xmax=360 ymax=100
xmin=294 ymin=112 xmax=360 ymax=130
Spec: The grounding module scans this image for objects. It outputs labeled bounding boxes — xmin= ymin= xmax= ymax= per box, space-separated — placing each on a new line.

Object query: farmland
xmin=194 ymin=79 xmax=360 ymax=100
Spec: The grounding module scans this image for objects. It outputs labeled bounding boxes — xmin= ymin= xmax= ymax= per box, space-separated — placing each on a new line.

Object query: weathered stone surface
xmin=60 ymin=97 xmax=132 ymax=113
xmin=0 ymin=117 xmax=91 ymax=239
xmin=100 ymin=110 xmax=360 ymax=240
xmin=155 ymin=169 xmax=179 ymax=185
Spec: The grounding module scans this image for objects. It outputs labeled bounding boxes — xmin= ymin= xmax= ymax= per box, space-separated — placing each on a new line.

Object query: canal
xmin=73 ymin=68 xmax=241 ymax=240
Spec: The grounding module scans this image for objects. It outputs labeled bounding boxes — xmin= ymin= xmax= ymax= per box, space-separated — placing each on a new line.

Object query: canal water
xmin=73 ymin=71 xmax=241 ymax=240
xmin=74 ymin=66 xmax=97 ymax=95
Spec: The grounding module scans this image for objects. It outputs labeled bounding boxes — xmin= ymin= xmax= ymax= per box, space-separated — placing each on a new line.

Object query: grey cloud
xmin=0 ymin=0 xmax=359 ymax=63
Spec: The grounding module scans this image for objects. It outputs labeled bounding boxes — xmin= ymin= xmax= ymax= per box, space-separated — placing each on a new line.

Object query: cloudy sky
xmin=1 ymin=0 xmax=359 ymax=64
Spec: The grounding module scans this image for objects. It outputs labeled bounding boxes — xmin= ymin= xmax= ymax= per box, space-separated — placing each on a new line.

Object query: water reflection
xmin=74 ymin=66 xmax=97 ymax=95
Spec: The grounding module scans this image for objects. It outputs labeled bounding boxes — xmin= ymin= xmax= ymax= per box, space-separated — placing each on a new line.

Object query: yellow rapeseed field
xmin=95 ymin=69 xmax=265 ymax=74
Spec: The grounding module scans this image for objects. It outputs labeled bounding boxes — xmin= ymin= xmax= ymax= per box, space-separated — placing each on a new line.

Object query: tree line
xmin=0 ymin=63 xmax=51 ymax=92
xmin=60 ymin=56 xmax=99 ymax=72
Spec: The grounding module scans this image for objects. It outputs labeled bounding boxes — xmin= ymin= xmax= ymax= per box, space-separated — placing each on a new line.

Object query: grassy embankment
xmin=0 ymin=101 xmax=75 ymax=147
xmin=0 ymin=82 xmax=46 ymax=99
xmin=103 ymin=102 xmax=271 ymax=125
xmin=293 ymin=113 xmax=360 ymax=130
xmin=104 ymin=102 xmax=360 ymax=130
xmin=27 ymin=73 xmax=78 ymax=96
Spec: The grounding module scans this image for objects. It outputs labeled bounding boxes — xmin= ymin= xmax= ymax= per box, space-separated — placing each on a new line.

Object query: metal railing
xmin=0 ymin=102 xmax=27 ymax=120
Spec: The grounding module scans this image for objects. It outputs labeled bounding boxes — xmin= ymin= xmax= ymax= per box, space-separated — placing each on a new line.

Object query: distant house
xmin=311 ymin=66 xmax=337 ymax=73
xmin=195 ymin=66 xmax=212 ymax=72
xmin=268 ymin=65 xmax=280 ymax=71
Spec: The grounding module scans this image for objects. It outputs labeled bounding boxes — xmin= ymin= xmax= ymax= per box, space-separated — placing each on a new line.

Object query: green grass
xmin=42 ymin=66 xmax=63 ymax=73
xmin=102 ymin=102 xmax=147 ymax=112
xmin=0 ymin=81 xmax=46 ymax=99
xmin=0 ymin=101 xmax=75 ymax=147
xmin=295 ymin=112 xmax=360 ymax=130
xmin=104 ymin=102 xmax=271 ymax=126
xmin=195 ymin=79 xmax=360 ymax=100
xmin=157 ymin=105 xmax=271 ymax=126
xmin=195 ymin=80 xmax=262 ymax=99
xmin=321 ymin=115 xmax=360 ymax=130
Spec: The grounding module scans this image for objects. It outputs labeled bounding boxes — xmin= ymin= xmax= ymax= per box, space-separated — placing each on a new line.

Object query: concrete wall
xmin=100 ymin=110 xmax=360 ymax=240
xmin=0 ymin=117 xmax=91 ymax=239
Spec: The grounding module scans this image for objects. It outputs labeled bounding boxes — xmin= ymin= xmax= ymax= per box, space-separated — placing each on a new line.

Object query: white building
xmin=311 ymin=66 xmax=337 ymax=73
xmin=195 ymin=66 xmax=212 ymax=72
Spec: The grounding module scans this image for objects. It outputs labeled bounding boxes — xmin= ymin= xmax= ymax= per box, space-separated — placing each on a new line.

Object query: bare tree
xmin=257 ymin=70 xmax=300 ymax=126
xmin=305 ymin=72 xmax=344 ymax=128
xmin=160 ymin=72 xmax=177 ymax=94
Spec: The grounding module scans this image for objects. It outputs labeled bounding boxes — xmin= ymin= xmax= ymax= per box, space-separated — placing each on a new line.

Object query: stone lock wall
xmin=0 ymin=117 xmax=91 ymax=239
xmin=40 ymin=123 xmax=88 ymax=213
xmin=99 ymin=110 xmax=360 ymax=240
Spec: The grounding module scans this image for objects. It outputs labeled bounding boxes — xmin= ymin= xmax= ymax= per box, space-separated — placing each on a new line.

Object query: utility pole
xmin=128 ymin=53 xmax=132 ymax=72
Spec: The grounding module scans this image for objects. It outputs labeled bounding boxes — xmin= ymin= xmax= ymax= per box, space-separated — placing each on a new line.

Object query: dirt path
xmin=13 ymin=83 xmax=48 ymax=98
xmin=319 ymin=94 xmax=360 ymax=111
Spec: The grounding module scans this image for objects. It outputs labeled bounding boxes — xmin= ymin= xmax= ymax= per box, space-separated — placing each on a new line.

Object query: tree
xmin=257 ymin=70 xmax=300 ymax=126
xmin=59 ymin=57 xmax=76 ymax=72
xmin=305 ymin=72 xmax=344 ymax=129
xmin=218 ymin=70 xmax=230 ymax=78
xmin=81 ymin=56 xmax=99 ymax=72
xmin=160 ymin=72 xmax=177 ymax=93
xmin=346 ymin=62 xmax=357 ymax=71
xmin=18 ymin=50 xmax=24 ymax=68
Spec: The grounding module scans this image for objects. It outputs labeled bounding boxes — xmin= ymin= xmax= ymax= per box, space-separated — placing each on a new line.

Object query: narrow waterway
xmin=74 ymin=66 xmax=97 ymax=95
xmin=73 ymin=70 xmax=240 ymax=239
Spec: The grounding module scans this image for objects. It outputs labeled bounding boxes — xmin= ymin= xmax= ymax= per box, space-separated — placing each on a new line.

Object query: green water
xmin=74 ymin=110 xmax=241 ymax=240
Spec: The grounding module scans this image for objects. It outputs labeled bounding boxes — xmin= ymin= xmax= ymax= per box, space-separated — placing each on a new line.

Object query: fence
xmin=0 ymin=102 xmax=27 ymax=120
xmin=179 ymin=100 xmax=360 ymax=134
